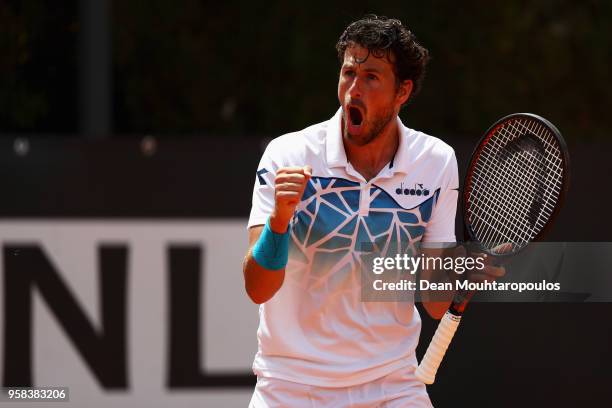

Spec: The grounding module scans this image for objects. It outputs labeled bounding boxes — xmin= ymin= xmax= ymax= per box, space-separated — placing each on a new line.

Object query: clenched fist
xmin=270 ymin=166 xmax=312 ymax=233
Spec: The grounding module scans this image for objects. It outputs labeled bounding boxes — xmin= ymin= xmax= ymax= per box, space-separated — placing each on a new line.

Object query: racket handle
xmin=415 ymin=310 xmax=462 ymax=384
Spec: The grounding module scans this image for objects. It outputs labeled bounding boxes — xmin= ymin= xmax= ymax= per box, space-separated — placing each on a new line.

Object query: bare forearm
xmin=420 ymin=267 xmax=456 ymax=319
xmin=419 ymin=245 xmax=506 ymax=319
xmin=419 ymin=247 xmax=457 ymax=319
xmin=243 ymin=251 xmax=285 ymax=304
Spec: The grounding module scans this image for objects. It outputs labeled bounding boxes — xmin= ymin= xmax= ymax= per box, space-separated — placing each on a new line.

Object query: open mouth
xmin=348 ymin=106 xmax=363 ymax=126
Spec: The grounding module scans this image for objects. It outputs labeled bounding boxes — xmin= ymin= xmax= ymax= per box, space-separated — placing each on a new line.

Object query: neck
xmin=343 ymin=117 xmax=400 ymax=181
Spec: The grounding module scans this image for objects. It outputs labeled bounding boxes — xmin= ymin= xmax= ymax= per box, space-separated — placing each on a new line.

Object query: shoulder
xmin=404 ymin=127 xmax=457 ymax=168
xmin=409 ymin=129 xmax=455 ymax=159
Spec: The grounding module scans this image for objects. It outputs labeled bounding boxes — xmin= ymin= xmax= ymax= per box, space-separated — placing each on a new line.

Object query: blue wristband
xmin=252 ymin=219 xmax=290 ymax=270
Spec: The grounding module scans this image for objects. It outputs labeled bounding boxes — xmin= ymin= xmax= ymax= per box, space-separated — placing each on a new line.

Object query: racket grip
xmin=415 ymin=310 xmax=462 ymax=384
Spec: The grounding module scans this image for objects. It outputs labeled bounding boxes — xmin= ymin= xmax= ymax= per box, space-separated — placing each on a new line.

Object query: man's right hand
xmin=270 ymin=166 xmax=312 ymax=233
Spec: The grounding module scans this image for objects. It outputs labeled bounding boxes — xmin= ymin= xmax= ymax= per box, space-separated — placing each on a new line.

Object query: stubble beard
xmin=344 ymin=105 xmax=396 ymax=147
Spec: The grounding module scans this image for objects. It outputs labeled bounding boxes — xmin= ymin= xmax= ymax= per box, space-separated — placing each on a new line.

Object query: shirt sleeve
xmin=247 ymin=141 xmax=281 ymax=229
xmin=421 ymin=151 xmax=459 ymax=245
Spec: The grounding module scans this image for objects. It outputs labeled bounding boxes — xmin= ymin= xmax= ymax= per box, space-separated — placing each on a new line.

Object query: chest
xmin=290 ymin=176 xmax=439 ymax=257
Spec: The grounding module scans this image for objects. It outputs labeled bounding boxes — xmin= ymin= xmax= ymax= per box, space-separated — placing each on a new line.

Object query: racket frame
xmin=416 ymin=113 xmax=570 ymax=384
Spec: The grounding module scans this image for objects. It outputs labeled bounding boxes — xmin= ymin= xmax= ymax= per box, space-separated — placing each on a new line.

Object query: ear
xmin=396 ymin=79 xmax=413 ymax=106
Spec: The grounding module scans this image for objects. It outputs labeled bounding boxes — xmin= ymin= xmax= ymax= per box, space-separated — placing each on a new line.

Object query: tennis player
xmin=243 ymin=15 xmax=502 ymax=407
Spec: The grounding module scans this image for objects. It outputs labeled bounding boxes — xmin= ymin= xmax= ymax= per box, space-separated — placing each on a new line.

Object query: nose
xmin=348 ymin=77 xmax=362 ymax=99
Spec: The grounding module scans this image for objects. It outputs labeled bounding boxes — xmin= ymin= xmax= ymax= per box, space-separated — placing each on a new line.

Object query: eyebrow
xmin=342 ymin=64 xmax=383 ymax=74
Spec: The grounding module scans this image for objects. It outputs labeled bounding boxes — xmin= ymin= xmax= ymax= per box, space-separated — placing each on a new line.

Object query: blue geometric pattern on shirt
xmin=289 ymin=176 xmax=440 ymax=266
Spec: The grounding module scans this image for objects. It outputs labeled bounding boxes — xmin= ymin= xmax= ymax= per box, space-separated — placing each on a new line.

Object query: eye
xmin=367 ymin=73 xmax=378 ymax=81
xmin=343 ymin=69 xmax=356 ymax=77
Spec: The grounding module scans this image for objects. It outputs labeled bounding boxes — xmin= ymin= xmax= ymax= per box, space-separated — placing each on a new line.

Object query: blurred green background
xmin=1 ymin=0 xmax=610 ymax=140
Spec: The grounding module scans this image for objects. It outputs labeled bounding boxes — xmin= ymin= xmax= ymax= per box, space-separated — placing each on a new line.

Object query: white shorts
xmin=248 ymin=365 xmax=432 ymax=408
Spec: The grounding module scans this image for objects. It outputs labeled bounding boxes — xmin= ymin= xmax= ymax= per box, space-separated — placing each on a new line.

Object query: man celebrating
xmin=243 ymin=15 xmax=500 ymax=407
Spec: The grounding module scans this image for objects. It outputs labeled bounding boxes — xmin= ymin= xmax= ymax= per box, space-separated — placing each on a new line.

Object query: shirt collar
xmin=326 ymin=108 xmax=348 ymax=168
xmin=390 ymin=116 xmax=413 ymax=175
xmin=326 ymin=107 xmax=413 ymax=175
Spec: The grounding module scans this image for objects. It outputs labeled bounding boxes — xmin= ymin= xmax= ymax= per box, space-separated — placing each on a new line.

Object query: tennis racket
xmin=415 ymin=113 xmax=570 ymax=384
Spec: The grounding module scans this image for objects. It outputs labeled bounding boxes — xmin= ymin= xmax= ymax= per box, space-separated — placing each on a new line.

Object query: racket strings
xmin=489 ymin=128 xmax=551 ymax=224
xmin=467 ymin=117 xmax=564 ymax=254
xmin=498 ymin=123 xmax=563 ymax=226
xmin=503 ymin=120 xmax=564 ymax=211
xmin=470 ymin=124 xmax=548 ymax=245
xmin=470 ymin=119 xmax=563 ymax=248
xmin=472 ymin=124 xmax=555 ymax=247
xmin=470 ymin=159 xmax=537 ymax=241
xmin=470 ymin=155 xmax=539 ymax=247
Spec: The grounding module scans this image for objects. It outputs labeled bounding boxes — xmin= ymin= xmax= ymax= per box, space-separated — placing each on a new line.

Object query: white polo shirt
xmin=248 ymin=108 xmax=458 ymax=387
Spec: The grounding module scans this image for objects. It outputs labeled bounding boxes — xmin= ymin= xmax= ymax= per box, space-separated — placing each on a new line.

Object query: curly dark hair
xmin=336 ymin=15 xmax=430 ymax=102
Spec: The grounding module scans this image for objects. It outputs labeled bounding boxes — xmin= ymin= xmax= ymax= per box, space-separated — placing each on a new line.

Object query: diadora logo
xmin=395 ymin=182 xmax=430 ymax=196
